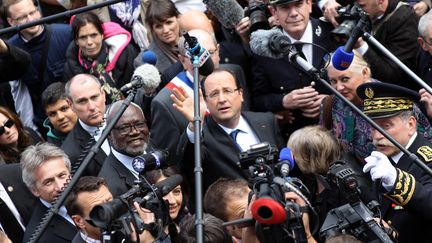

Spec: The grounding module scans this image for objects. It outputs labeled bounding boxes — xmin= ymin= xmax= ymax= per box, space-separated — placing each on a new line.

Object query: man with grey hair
xmin=417 ymin=10 xmax=432 ymax=86
xmin=21 ymin=143 xmax=77 ymax=243
xmin=61 ymin=73 xmax=110 ymax=176
xmin=98 ymin=101 xmax=151 ymax=196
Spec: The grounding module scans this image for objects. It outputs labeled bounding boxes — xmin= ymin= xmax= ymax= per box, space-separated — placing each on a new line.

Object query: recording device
xmin=320 ymin=161 xmax=394 ymax=243
xmin=132 ymin=150 xmax=169 ymax=174
xmin=120 ymin=64 xmax=161 ymax=95
xmin=182 ymin=31 xmax=214 ymax=76
xmin=331 ymin=4 xmax=371 ymax=70
xmin=141 ymin=50 xmax=157 ymax=65
xmin=203 ymin=0 xmax=244 ymax=29
xmin=277 ymin=147 xmax=295 ymax=177
xmin=238 ymin=143 xmax=313 ymax=243
xmin=245 ymin=0 xmax=271 ymax=32
xmin=89 ymin=175 xmax=183 ymax=239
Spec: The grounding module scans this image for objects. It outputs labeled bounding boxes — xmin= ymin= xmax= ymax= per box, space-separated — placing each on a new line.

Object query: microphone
xmin=182 ymin=31 xmax=214 ymax=76
xmin=203 ymin=0 xmax=244 ymax=29
xmin=141 ymin=50 xmax=157 ymax=65
xmin=278 ymin=147 xmax=295 ymax=177
xmin=120 ymin=64 xmax=161 ymax=95
xmin=132 ymin=150 xmax=169 ymax=174
xmin=250 ymin=28 xmax=286 ymax=59
xmin=331 ymin=9 xmax=370 ymax=70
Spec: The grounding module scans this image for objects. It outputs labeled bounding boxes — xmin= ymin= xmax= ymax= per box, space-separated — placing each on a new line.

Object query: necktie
xmin=0 ymin=197 xmax=24 ymax=243
xmin=229 ymin=129 xmax=242 ymax=150
xmin=294 ymin=42 xmax=306 ymax=60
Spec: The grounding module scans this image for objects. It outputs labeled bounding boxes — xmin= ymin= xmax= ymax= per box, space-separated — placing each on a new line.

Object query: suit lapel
xmin=110 ymin=154 xmax=136 ymax=188
xmin=243 ymin=112 xmax=271 ymax=144
xmin=311 ymin=19 xmax=326 ymax=69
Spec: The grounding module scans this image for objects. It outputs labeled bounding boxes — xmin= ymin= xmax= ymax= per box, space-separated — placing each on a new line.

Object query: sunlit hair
xmin=287 ymin=125 xmax=341 ymax=175
xmin=328 ymin=50 xmax=371 ymax=77
xmin=21 ymin=142 xmax=71 ymax=191
xmin=0 ymin=106 xmax=32 ymax=163
xmin=418 ymin=10 xmax=432 ymax=38
xmin=145 ymin=0 xmax=180 ymax=30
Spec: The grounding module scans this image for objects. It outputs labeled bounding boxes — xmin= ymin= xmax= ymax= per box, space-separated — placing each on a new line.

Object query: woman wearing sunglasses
xmin=0 ymin=106 xmax=42 ymax=164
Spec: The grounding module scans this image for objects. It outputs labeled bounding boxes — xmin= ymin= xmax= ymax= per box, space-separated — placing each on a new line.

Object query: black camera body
xmin=245 ymin=0 xmax=271 ymax=32
xmin=239 ymin=142 xmax=278 ymax=169
xmin=320 ymin=161 xmax=394 ymax=243
xmin=331 ymin=4 xmax=370 ymax=43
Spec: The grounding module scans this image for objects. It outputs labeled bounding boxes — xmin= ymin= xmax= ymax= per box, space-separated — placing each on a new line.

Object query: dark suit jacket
xmin=416 ymin=49 xmax=432 ymax=87
xmin=250 ymin=18 xmax=337 ymax=136
xmin=98 ymin=153 xmax=137 ymax=197
xmin=177 ymin=111 xmax=284 ymax=192
xmin=61 ymin=121 xmax=108 ymax=176
xmin=0 ymin=164 xmax=37 ymax=243
xmin=23 ymin=201 xmax=77 ymax=243
xmin=378 ymin=135 xmax=432 ymax=243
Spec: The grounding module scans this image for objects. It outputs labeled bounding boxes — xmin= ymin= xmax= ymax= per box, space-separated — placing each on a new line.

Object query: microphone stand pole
xmin=0 ymin=0 xmax=125 ymax=35
xmin=191 ymin=56 xmax=204 ymax=243
xmin=361 ymin=32 xmax=432 ymax=95
xmin=286 ymin=50 xmax=432 ymax=177
xmin=27 ymin=88 xmax=138 ymax=243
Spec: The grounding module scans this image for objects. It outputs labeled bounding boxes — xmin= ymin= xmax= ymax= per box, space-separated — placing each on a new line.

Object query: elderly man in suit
xmin=62 ymin=74 xmax=110 ymax=176
xmin=173 ymin=68 xmax=284 ymax=193
xmin=98 ymin=101 xmax=152 ymax=196
xmin=21 ymin=143 xmax=77 ymax=243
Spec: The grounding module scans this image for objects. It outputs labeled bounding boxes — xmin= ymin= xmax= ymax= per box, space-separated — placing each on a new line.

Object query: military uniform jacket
xmin=381 ymin=135 xmax=432 ymax=243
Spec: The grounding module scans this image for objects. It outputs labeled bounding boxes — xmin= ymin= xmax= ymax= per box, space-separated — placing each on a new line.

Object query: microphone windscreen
xmin=331 ymin=46 xmax=355 ymax=71
xmin=279 ymin=147 xmax=294 ymax=170
xmin=250 ymin=28 xmax=285 ymax=59
xmin=141 ymin=50 xmax=157 ymax=65
xmin=204 ymin=0 xmax=244 ymax=29
xmin=133 ymin=64 xmax=161 ymax=95
xmin=199 ymin=57 xmax=214 ymax=76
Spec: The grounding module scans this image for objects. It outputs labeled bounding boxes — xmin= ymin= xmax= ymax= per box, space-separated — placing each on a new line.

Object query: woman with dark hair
xmin=0 ymin=106 xmax=42 ymax=164
xmin=63 ymin=12 xmax=139 ymax=103
xmin=136 ymin=165 xmax=189 ymax=242
xmin=134 ymin=0 xmax=181 ymax=73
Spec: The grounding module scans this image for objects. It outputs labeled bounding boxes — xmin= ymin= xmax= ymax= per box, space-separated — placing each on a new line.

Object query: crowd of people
xmin=1 ymin=0 xmax=432 ymax=242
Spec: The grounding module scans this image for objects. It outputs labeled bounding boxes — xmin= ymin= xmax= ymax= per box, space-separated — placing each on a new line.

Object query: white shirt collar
xmin=391 ymin=132 xmax=417 ymax=164
xmin=79 ymin=119 xmax=106 ymax=137
xmin=283 ymin=20 xmax=313 ymax=62
xmin=111 ymin=148 xmax=140 ymax=179
xmin=40 ymin=199 xmax=75 ymax=226
xmin=218 ymin=115 xmax=248 ymax=134
xmin=79 ymin=231 xmax=102 ymax=243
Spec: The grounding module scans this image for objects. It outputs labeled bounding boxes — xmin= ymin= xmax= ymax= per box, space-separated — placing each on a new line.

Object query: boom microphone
xmin=331 ymin=9 xmax=370 ymax=70
xmin=132 ymin=150 xmax=169 ymax=174
xmin=120 ymin=64 xmax=161 ymax=95
xmin=203 ymin=0 xmax=244 ymax=29
xmin=182 ymin=31 xmax=214 ymax=76
xmin=136 ymin=174 xmax=184 ymax=206
xmin=250 ymin=28 xmax=286 ymax=59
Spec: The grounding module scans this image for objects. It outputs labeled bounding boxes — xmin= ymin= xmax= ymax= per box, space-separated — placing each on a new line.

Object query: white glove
xmin=364 ymin=151 xmax=397 ymax=189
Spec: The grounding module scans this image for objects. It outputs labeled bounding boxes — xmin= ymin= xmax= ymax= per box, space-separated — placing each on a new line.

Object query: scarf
xmin=79 ymin=41 xmax=123 ymax=103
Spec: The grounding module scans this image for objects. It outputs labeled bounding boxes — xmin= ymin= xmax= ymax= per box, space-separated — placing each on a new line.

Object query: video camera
xmin=89 ymin=174 xmax=183 ymax=241
xmin=331 ymin=4 xmax=370 ymax=44
xmin=239 ymin=143 xmax=314 ymax=243
xmin=245 ymin=0 xmax=271 ymax=32
xmin=320 ymin=161 xmax=394 ymax=242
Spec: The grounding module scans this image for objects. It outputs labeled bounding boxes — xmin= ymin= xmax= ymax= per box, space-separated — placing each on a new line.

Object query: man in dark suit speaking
xmin=173 ymin=68 xmax=284 ymax=192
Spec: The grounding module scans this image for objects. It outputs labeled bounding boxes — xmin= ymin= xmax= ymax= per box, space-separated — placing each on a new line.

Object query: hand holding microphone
xmin=363 ymin=151 xmax=397 ymax=189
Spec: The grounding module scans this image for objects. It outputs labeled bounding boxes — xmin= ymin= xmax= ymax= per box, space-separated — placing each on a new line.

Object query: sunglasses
xmin=0 ymin=119 xmax=14 ymax=136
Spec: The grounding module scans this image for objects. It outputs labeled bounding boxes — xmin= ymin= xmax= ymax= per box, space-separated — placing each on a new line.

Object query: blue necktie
xmin=229 ymin=129 xmax=242 ymax=150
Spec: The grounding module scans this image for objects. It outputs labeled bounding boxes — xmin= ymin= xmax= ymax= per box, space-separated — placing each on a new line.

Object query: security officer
xmin=357 ymin=82 xmax=432 ymax=243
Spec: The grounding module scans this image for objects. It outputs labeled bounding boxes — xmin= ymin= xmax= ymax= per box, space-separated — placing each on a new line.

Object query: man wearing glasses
xmin=98 ymin=101 xmax=152 ymax=196
xmin=2 ymin=0 xmax=72 ymax=134
xmin=173 ymin=68 xmax=284 ymax=194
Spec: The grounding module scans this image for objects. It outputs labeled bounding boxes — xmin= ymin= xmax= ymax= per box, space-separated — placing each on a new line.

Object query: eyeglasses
xmin=206 ymin=88 xmax=240 ymax=100
xmin=114 ymin=121 xmax=147 ymax=135
xmin=0 ymin=119 xmax=14 ymax=136
xmin=422 ymin=37 xmax=432 ymax=46
xmin=11 ymin=9 xmax=39 ymax=23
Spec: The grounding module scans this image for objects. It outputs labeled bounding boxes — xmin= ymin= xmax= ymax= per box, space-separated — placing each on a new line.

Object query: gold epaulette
xmin=417 ymin=146 xmax=432 ymax=162
xmin=384 ymin=168 xmax=416 ymax=206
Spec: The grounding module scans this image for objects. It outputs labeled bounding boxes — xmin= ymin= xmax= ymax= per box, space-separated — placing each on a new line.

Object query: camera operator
xmin=65 ymin=176 xmax=114 ymax=242
xmin=356 ymin=82 xmax=432 ymax=243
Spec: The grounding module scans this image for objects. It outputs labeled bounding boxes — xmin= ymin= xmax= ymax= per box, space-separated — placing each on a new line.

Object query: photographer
xmin=132 ymin=166 xmax=189 ymax=242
